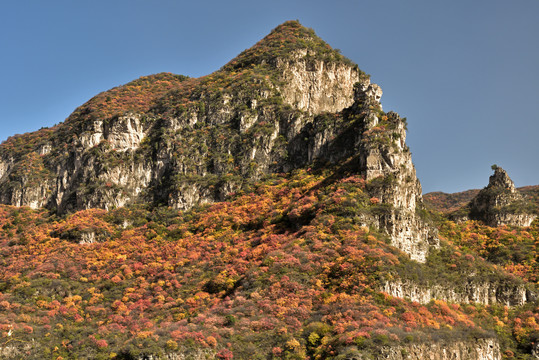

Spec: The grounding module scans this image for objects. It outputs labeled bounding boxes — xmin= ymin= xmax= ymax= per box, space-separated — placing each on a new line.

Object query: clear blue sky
xmin=1 ymin=0 xmax=538 ymax=193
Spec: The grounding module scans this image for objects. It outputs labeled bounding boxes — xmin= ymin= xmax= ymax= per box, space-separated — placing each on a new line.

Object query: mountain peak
xmin=488 ymin=165 xmax=516 ymax=192
xmin=223 ymin=20 xmax=354 ymax=71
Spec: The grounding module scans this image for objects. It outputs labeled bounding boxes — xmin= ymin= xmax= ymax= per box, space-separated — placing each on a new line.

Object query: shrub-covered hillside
xmin=0 ymin=166 xmax=538 ymax=359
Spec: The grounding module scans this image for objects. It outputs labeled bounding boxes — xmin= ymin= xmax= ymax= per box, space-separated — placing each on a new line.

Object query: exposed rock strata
xmin=383 ymin=279 xmax=529 ymax=306
xmin=125 ymin=340 xmax=501 ymax=360
xmin=276 ymin=49 xmax=360 ymax=114
xmin=378 ymin=338 xmax=501 ymax=360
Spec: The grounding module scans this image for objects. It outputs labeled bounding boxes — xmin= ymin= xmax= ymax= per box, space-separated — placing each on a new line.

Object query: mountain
xmin=0 ymin=21 xmax=538 ymax=360
xmin=0 ymin=21 xmax=436 ymax=262
xmin=0 ymin=21 xmax=360 ymax=213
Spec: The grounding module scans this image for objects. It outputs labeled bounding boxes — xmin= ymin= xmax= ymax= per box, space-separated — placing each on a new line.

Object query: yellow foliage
xmin=286 ymin=338 xmax=301 ymax=350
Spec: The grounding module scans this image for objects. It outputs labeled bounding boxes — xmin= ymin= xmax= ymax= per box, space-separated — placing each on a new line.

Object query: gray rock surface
xmin=383 ymin=278 xmax=529 ymax=306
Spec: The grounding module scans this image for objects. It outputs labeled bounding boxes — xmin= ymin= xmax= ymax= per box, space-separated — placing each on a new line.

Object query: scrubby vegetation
xmin=0 ymin=167 xmax=538 ymax=359
xmin=223 ymin=20 xmax=356 ymax=71
xmin=68 ymin=73 xmax=189 ymax=124
xmin=424 ymin=190 xmax=480 ymax=214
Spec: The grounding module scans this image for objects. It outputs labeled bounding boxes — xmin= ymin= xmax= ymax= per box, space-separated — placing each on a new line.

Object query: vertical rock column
xmin=355 ymin=77 xmax=438 ymax=262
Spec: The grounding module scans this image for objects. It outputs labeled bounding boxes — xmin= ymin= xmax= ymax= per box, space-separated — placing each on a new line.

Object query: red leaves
xmin=70 ymin=73 xmax=187 ymax=122
xmin=400 ymin=311 xmax=417 ymax=327
xmin=217 ymin=349 xmax=233 ymax=359
xmin=95 ymin=339 xmax=108 ymax=348
xmin=22 ymin=325 xmax=33 ymax=334
xmin=0 ymin=166 xmax=536 ymax=358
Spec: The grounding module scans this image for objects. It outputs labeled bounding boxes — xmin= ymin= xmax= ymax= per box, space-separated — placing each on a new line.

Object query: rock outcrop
xmin=129 ymin=339 xmax=502 ymax=360
xmin=378 ymin=338 xmax=501 ymax=360
xmin=469 ymin=166 xmax=536 ymax=226
xmin=353 ymin=77 xmax=438 ymax=262
xmin=383 ymin=278 xmax=529 ymax=306
xmin=275 ymin=49 xmax=360 ymax=114
xmin=0 ymin=21 xmax=437 ymax=261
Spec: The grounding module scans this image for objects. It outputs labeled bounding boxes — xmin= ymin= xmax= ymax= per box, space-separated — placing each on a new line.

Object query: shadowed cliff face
xmin=0 ymin=21 xmax=436 ymax=261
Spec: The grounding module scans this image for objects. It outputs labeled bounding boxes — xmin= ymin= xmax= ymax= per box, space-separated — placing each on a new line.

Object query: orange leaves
xmin=70 ymin=73 xmax=188 ymax=122
xmin=439 ymin=218 xmax=539 ymax=282
xmin=0 ymin=126 xmax=55 ymax=160
xmin=0 ymin=300 xmax=10 ymax=310
xmin=0 ymin=167 xmax=535 ymax=358
xmin=110 ymin=275 xmax=122 ymax=284
xmin=52 ymin=208 xmax=114 ymax=241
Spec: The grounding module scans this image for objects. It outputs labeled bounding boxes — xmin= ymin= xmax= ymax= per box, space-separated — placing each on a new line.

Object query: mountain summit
xmin=488 ymin=166 xmax=517 ymax=191
xmin=223 ymin=20 xmax=353 ymax=71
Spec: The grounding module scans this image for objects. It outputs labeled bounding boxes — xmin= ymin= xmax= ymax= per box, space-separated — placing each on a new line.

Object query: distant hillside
xmin=423 ymin=189 xmax=480 ymax=213
xmin=424 ymin=185 xmax=539 ymax=213
xmin=521 ymin=185 xmax=539 ymax=205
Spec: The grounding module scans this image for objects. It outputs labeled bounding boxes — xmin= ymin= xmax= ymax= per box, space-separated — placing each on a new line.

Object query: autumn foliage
xmin=0 ymin=168 xmax=537 ymax=359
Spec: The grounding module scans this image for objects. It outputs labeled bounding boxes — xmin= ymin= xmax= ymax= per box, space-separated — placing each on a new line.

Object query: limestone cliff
xmin=378 ymin=338 xmax=501 ymax=360
xmin=354 ymin=79 xmax=438 ymax=262
xmin=383 ymin=278 xmax=529 ymax=307
xmin=468 ymin=166 xmax=537 ymax=226
xmin=142 ymin=339 xmax=502 ymax=360
xmin=0 ymin=21 xmax=436 ymax=261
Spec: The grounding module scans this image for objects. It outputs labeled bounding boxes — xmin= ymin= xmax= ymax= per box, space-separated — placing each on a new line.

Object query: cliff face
xmin=350 ymin=78 xmax=438 ymax=262
xmin=378 ymin=338 xmax=501 ymax=360
xmin=383 ymin=278 xmax=529 ymax=307
xmin=275 ymin=48 xmax=359 ymax=114
xmin=0 ymin=21 xmax=436 ymax=261
xmin=1 ymin=339 xmax=501 ymax=360
xmin=468 ymin=167 xmax=536 ymax=226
